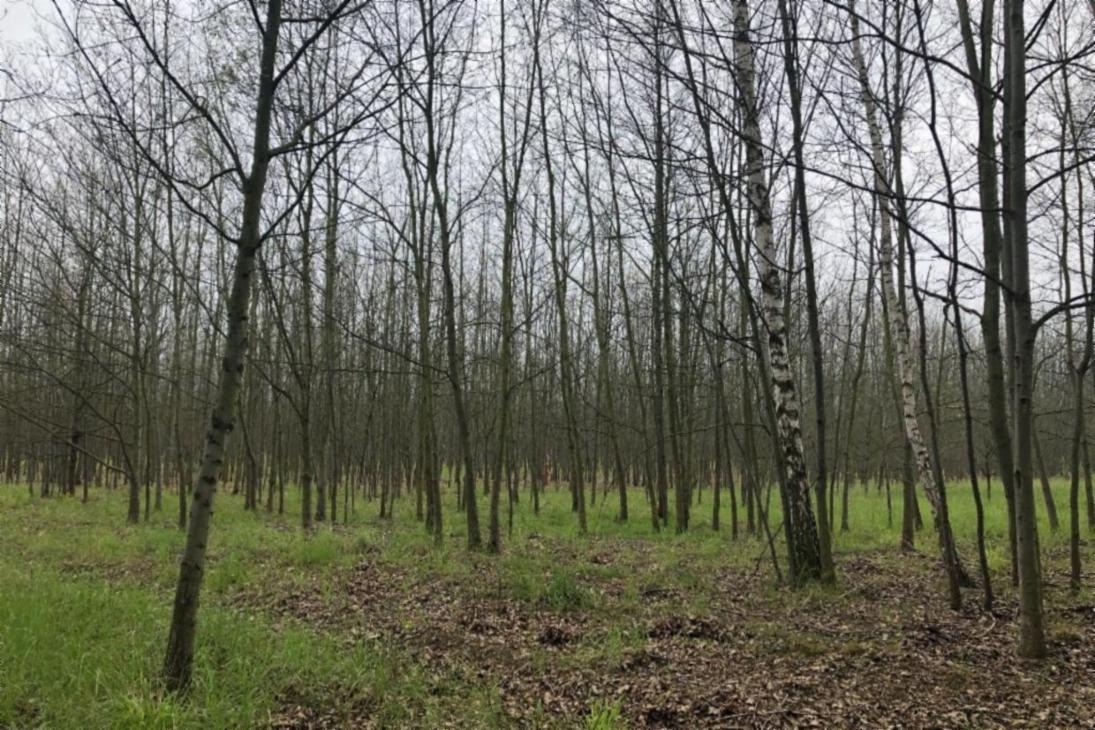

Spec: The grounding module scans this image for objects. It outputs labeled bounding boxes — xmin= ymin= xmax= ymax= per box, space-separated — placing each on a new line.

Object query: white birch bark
xmin=848 ymin=3 xmax=962 ymax=596
xmin=732 ymin=0 xmax=820 ymax=580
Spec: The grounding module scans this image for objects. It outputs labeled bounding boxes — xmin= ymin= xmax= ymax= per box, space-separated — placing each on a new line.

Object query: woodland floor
xmin=1 ymin=482 xmax=1093 ymax=729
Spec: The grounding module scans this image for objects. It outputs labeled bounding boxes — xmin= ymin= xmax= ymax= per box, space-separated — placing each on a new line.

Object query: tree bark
xmin=1003 ymin=0 xmax=1047 ymax=658
xmin=733 ymin=0 xmax=821 ymax=583
xmin=849 ymin=0 xmax=962 ymax=606
xmin=162 ymin=0 xmax=282 ymax=691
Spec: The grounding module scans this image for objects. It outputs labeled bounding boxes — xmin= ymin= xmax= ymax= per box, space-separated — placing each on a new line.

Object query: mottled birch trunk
xmin=849 ymin=3 xmax=962 ymax=607
xmin=732 ymin=0 xmax=821 ymax=582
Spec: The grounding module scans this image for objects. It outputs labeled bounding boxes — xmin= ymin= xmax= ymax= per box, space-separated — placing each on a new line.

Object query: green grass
xmin=0 ymin=475 xmax=1089 ymax=728
xmin=0 ymin=489 xmax=511 ymax=728
xmin=0 ymin=556 xmax=442 ymax=728
xmin=584 ymin=700 xmax=625 ymax=730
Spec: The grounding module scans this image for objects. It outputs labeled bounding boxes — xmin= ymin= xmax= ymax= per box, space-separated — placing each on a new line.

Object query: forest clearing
xmin=1 ymin=482 xmax=1092 ymax=728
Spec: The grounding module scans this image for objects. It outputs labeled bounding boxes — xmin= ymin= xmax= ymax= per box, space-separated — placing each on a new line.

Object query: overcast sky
xmin=1 ymin=0 xmax=45 ymax=46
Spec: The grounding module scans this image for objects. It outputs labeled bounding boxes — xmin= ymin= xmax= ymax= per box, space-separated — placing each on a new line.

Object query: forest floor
xmin=1 ymin=482 xmax=1093 ymax=729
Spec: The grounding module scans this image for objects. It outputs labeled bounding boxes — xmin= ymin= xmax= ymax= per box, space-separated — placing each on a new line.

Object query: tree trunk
xmin=1003 ymin=0 xmax=1047 ymax=658
xmin=849 ymin=0 xmax=961 ymax=606
xmin=162 ymin=0 xmax=282 ymax=691
xmin=733 ymin=0 xmax=821 ymax=583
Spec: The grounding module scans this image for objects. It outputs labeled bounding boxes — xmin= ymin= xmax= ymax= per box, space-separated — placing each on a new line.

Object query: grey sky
xmin=1 ymin=0 xmax=45 ymax=45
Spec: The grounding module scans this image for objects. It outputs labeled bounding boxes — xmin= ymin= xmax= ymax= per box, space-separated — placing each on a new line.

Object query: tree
xmin=1003 ymin=0 xmax=1047 ymax=658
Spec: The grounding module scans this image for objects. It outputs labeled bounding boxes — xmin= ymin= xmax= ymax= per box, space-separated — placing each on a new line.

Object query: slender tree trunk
xmin=536 ymin=44 xmax=586 ymax=535
xmin=162 ymin=0 xmax=282 ymax=691
xmin=956 ymin=0 xmax=1019 ymax=586
xmin=733 ymin=0 xmax=821 ymax=583
xmin=849 ymin=1 xmax=961 ymax=606
xmin=777 ymin=0 xmax=832 ymax=581
xmin=1003 ymin=0 xmax=1047 ymax=658
xmin=1032 ymin=427 xmax=1060 ymax=531
xmin=421 ymin=2 xmax=480 ymax=550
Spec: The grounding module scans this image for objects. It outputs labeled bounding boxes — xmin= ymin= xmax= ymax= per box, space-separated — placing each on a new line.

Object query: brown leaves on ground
xmin=242 ymin=542 xmax=1095 ymax=729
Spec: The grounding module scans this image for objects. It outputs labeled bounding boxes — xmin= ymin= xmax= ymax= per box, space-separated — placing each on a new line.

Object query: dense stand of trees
xmin=1 ymin=0 xmax=1094 ymax=685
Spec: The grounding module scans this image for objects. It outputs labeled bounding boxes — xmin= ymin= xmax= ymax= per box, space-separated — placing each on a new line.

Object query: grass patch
xmin=0 ymin=490 xmax=513 ymax=729
xmin=585 ymin=699 xmax=626 ymax=729
xmin=0 ymin=473 xmax=1090 ymax=728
